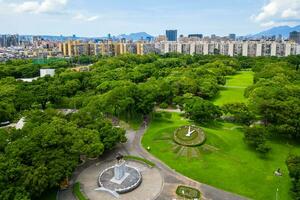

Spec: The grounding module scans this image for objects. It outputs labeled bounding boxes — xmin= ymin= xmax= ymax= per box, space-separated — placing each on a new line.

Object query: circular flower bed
xmin=176 ymin=185 xmax=201 ymax=199
xmin=173 ymin=125 xmax=206 ymax=147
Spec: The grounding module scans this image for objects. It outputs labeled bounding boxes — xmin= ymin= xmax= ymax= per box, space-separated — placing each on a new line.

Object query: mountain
xmin=20 ymin=35 xmax=101 ymax=42
xmin=116 ymin=32 xmax=154 ymax=41
xmin=250 ymin=25 xmax=300 ymax=38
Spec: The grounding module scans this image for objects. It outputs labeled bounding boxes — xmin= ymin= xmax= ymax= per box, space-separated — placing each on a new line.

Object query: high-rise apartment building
xmin=0 ymin=34 xmax=20 ymax=47
xmin=57 ymin=38 xmax=300 ymax=58
xmin=229 ymin=34 xmax=236 ymax=41
xmin=166 ymin=30 xmax=178 ymax=41
xmin=289 ymin=31 xmax=300 ymax=44
xmin=188 ymin=34 xmax=203 ymax=39
xmin=59 ymin=40 xmax=96 ymax=57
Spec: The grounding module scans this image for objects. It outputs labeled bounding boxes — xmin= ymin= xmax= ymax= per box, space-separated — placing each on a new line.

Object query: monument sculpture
xmin=95 ymin=153 xmax=142 ymax=197
xmin=186 ymin=126 xmax=195 ymax=137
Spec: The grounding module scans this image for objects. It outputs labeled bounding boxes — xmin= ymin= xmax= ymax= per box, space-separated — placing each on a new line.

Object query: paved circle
xmin=76 ymin=160 xmax=163 ymax=200
xmin=99 ymin=165 xmax=142 ymax=193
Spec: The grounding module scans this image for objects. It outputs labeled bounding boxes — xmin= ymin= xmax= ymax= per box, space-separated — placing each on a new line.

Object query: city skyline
xmin=1 ymin=0 xmax=300 ymax=37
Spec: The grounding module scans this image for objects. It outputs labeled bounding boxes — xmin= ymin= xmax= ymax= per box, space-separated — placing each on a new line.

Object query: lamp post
xmin=274 ymin=168 xmax=282 ymax=200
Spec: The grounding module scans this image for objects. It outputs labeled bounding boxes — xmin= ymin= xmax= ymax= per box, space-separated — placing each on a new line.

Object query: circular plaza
xmin=76 ymin=160 xmax=163 ymax=200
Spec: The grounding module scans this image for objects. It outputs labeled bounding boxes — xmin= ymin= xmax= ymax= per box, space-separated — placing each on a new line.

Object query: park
xmin=64 ymin=70 xmax=300 ymax=200
xmin=1 ymin=54 xmax=300 ymax=200
xmin=142 ymin=71 xmax=300 ymax=200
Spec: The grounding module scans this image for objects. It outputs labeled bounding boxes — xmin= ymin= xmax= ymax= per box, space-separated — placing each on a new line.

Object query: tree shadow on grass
xmin=195 ymin=120 xmax=224 ymax=129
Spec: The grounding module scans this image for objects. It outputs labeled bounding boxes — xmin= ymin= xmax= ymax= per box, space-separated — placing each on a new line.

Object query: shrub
xmin=176 ymin=185 xmax=201 ymax=199
xmin=159 ymin=102 xmax=169 ymax=109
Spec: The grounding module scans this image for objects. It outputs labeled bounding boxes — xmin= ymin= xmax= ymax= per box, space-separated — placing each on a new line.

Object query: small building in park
xmin=40 ymin=69 xmax=55 ymax=77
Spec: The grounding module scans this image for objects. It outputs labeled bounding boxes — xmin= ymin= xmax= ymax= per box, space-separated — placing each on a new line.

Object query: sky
xmin=0 ymin=0 xmax=300 ymax=37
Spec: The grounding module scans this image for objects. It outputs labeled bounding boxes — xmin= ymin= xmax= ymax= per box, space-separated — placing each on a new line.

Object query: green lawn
xmin=214 ymin=71 xmax=254 ymax=106
xmin=142 ymin=113 xmax=300 ymax=200
xmin=73 ymin=182 xmax=88 ymax=200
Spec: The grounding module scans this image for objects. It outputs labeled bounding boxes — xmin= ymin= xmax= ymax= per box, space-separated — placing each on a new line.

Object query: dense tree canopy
xmin=245 ymin=61 xmax=300 ymax=139
xmin=0 ymin=109 xmax=125 ymax=199
xmin=1 ymin=54 xmax=300 ymax=199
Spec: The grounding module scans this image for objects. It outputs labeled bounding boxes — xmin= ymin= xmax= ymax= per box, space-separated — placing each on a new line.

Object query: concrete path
xmin=155 ymin=108 xmax=184 ymax=114
xmin=220 ymin=86 xmax=247 ymax=89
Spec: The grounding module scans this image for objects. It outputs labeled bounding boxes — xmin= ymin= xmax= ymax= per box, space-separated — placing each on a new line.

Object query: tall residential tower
xmin=166 ymin=30 xmax=178 ymax=41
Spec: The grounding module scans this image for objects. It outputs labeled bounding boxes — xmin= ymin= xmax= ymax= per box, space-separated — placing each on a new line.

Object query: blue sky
xmin=0 ymin=0 xmax=299 ymax=37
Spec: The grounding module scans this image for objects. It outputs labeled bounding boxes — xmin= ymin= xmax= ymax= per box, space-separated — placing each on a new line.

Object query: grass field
xmin=142 ymin=113 xmax=300 ymax=200
xmin=142 ymin=71 xmax=299 ymax=200
xmin=213 ymin=71 xmax=254 ymax=106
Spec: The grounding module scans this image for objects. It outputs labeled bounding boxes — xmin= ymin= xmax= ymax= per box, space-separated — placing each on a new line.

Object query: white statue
xmin=186 ymin=126 xmax=195 ymax=137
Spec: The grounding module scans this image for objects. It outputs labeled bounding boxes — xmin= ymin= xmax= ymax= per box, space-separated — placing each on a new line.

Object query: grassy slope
xmin=142 ymin=71 xmax=300 ymax=200
xmin=142 ymin=113 xmax=300 ymax=200
xmin=214 ymin=71 xmax=254 ymax=106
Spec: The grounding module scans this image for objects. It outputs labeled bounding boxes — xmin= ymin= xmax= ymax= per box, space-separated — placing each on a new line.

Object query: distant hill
xmin=20 ymin=35 xmax=99 ymax=42
xmin=250 ymin=25 xmax=300 ymax=38
xmin=116 ymin=32 xmax=154 ymax=41
xmin=19 ymin=32 xmax=154 ymax=42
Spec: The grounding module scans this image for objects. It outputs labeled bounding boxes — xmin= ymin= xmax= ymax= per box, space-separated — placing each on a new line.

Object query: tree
xmin=246 ymin=64 xmax=300 ymax=139
xmin=184 ymin=97 xmax=221 ymax=123
xmin=286 ymin=155 xmax=300 ymax=199
xmin=222 ymin=103 xmax=255 ymax=125
xmin=0 ymin=108 xmax=126 ymax=199
xmin=244 ymin=126 xmax=270 ymax=154
xmin=0 ymin=102 xmax=15 ymax=122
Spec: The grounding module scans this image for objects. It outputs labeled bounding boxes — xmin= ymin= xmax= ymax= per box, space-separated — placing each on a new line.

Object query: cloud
xmin=260 ymin=21 xmax=298 ymax=28
xmin=260 ymin=21 xmax=276 ymax=27
xmin=73 ymin=13 xmax=99 ymax=22
xmin=281 ymin=8 xmax=299 ymax=18
xmin=253 ymin=0 xmax=300 ymax=27
xmin=12 ymin=0 xmax=68 ymax=14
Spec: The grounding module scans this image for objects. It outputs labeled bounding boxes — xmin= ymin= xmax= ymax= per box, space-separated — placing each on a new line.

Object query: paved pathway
xmin=58 ymin=121 xmax=249 ymax=200
xmin=155 ymin=108 xmax=184 ymax=114
xmin=220 ymin=86 xmax=247 ymax=89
